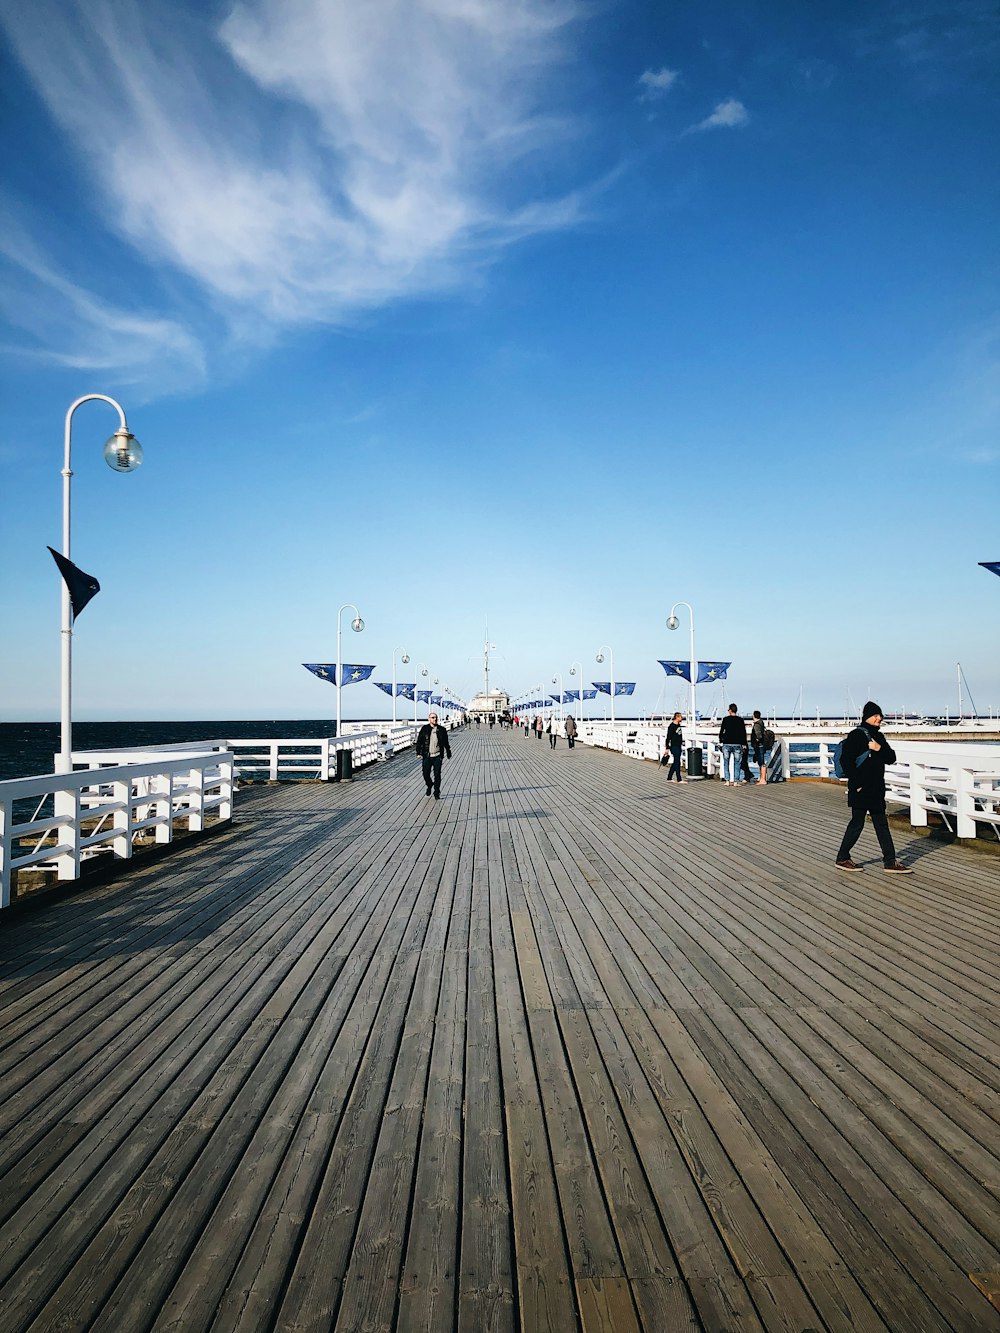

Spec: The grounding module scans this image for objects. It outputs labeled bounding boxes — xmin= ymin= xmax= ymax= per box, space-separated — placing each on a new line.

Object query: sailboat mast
xmin=957 ymin=661 xmax=962 ymax=722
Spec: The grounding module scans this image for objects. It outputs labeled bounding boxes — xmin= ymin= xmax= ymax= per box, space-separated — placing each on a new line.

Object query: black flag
xmin=48 ymin=546 xmax=101 ymax=620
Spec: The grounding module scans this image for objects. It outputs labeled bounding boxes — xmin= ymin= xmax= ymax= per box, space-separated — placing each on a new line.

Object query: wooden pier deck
xmin=1 ymin=727 xmax=998 ymax=1333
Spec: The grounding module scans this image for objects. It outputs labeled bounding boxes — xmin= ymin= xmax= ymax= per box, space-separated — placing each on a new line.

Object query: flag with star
xmin=303 ymin=663 xmax=336 ymax=683
xmin=697 ymin=662 xmax=730 ymax=683
xmin=614 ymin=682 xmax=635 ymax=695
xmin=373 ymin=681 xmax=394 ymax=696
xmin=397 ymin=683 xmax=415 ymax=700
xmin=342 ymin=665 xmax=375 ymax=684
xmin=658 ymin=660 xmax=691 ymax=681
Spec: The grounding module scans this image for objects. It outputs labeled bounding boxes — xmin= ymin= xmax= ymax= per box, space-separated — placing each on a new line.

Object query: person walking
xmin=547 ymin=715 xmax=557 ymax=749
xmin=664 ymin=712 xmax=684 ymax=782
xmin=524 ymin=714 xmax=531 ymax=736
xmin=534 ymin=714 xmax=544 ymax=740
xmin=836 ymin=703 xmax=912 ymax=873
xmin=718 ymin=703 xmax=747 ymax=786
xmin=565 ymin=714 xmax=578 ymax=749
xmin=415 ymin=710 xmax=452 ymax=800
xmin=750 ymin=711 xmax=772 ymax=784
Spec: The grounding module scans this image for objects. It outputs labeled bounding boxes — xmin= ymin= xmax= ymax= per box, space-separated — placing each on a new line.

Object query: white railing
xmin=884 ymin=743 xmax=1000 ymax=840
xmin=68 ymin=732 xmax=383 ymax=783
xmin=579 ymin=722 xmax=999 ymax=841
xmin=0 ymin=752 xmax=234 ymax=909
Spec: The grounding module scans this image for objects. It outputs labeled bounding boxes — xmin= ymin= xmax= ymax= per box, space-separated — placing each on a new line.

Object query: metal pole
xmin=392 ymin=651 xmax=397 ymax=725
xmin=59 ymin=394 xmax=129 ymax=774
xmin=335 ymin=601 xmax=360 ymax=738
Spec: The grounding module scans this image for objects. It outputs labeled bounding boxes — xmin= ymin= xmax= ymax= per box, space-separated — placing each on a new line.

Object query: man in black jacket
xmin=415 ymin=711 xmax=452 ymax=800
xmin=835 ymin=702 xmax=912 ymax=873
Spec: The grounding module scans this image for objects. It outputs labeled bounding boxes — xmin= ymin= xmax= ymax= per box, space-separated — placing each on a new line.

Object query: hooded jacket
xmin=839 ymin=723 xmax=896 ymax=805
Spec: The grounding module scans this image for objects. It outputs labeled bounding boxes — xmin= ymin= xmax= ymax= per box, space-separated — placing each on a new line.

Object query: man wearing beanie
xmin=835 ymin=703 xmax=913 ymax=873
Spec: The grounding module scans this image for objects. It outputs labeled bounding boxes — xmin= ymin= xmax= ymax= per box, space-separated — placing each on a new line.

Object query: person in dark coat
xmin=663 ymin=712 xmax=684 ymax=782
xmin=564 ymin=714 xmax=578 ymax=749
xmin=718 ymin=704 xmax=748 ymax=786
xmin=415 ymin=711 xmax=452 ymax=800
xmin=835 ymin=702 xmax=912 ymax=873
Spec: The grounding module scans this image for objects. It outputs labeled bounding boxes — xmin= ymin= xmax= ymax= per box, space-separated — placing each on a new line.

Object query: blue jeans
xmin=722 ymin=744 xmax=742 ymax=782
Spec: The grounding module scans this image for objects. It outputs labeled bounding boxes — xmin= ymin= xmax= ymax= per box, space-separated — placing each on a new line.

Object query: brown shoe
xmin=835 ymin=859 xmax=863 ymax=872
xmin=883 ymin=862 xmax=913 ymax=874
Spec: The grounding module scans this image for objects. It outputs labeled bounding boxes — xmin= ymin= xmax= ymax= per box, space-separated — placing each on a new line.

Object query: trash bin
xmin=686 ymin=745 xmax=703 ymax=778
xmin=336 ymin=747 xmax=354 ymax=782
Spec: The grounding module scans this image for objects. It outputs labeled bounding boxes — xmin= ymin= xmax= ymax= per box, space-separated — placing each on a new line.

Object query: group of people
xmin=415 ymin=699 xmax=913 ymax=874
xmin=512 ymin=713 xmax=578 ymax=748
xmin=660 ymin=704 xmax=773 ymax=785
xmin=662 ymin=700 xmax=913 ymax=873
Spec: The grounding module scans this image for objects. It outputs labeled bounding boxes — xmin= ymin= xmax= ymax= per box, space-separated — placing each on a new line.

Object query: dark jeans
xmin=667 ymin=744 xmax=682 ymax=781
xmin=421 ymin=754 xmax=443 ymax=794
xmin=740 ymin=747 xmax=753 ymax=782
xmin=548 ymin=732 xmax=557 ymax=748
xmin=837 ymin=797 xmax=896 ymax=866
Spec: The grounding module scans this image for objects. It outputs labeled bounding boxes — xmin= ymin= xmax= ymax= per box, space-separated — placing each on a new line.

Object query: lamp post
xmin=551 ymin=673 xmax=564 ymax=724
xmin=418 ymin=665 xmax=431 ymax=722
xmin=392 ymin=647 xmax=409 ymax=725
xmin=336 ymin=603 xmax=364 ymax=736
xmin=58 ymin=395 xmax=143 ymax=773
xmin=596 ymin=645 xmax=616 ymax=723
xmin=568 ymin=662 xmax=584 ymax=720
xmin=667 ymin=601 xmax=696 ymax=735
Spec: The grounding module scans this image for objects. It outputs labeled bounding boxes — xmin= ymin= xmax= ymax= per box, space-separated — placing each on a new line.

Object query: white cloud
xmin=0 ymin=0 xmax=584 ymax=378
xmin=0 ymin=214 xmax=206 ymax=392
xmin=637 ymin=67 xmax=678 ymax=100
xmin=687 ymin=98 xmax=749 ymax=133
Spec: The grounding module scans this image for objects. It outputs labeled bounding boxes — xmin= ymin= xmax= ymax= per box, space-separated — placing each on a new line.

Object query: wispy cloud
xmin=0 ymin=211 xmax=206 ymax=391
xmin=686 ymin=98 xmax=749 ymax=134
xmin=0 ymin=0 xmax=584 ymax=385
xmin=637 ymin=67 xmax=679 ymax=101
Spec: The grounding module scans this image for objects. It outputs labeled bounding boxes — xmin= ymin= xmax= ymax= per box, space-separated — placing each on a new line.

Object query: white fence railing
xmin=579 ymin=723 xmax=1000 ymax=841
xmin=1 ymin=753 xmax=234 ymax=909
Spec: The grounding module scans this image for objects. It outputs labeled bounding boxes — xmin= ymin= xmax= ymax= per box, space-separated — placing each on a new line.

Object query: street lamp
xmin=667 ymin=601 xmax=696 ymax=734
xmin=595 ymin=644 xmax=616 ymax=723
xmin=551 ymin=673 xmax=564 ymax=724
xmin=58 ymin=394 xmax=142 ymax=773
xmin=568 ymin=662 xmax=584 ymax=720
xmin=418 ymin=665 xmax=432 ymax=722
xmin=336 ymin=603 xmax=364 ymax=736
xmin=392 ymin=647 xmax=409 ymax=725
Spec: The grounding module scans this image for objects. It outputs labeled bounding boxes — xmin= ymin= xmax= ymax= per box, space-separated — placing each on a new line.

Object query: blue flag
xmin=582 ymin=689 xmax=598 ymax=700
xmin=592 ymin=682 xmax=612 ymax=694
xmin=303 ymin=663 xmax=336 ymax=683
xmin=373 ymin=681 xmax=394 ymax=696
xmin=658 ymin=660 xmax=691 ymax=681
xmin=342 ymin=664 xmax=375 ymax=684
xmin=615 ymin=682 xmax=635 ymax=696
xmin=564 ymin=689 xmax=580 ymax=701
xmin=417 ymin=689 xmax=432 ymax=703
xmin=397 ymin=683 xmax=415 ymax=700
xmin=980 ymin=561 xmax=1000 ymax=578
xmin=697 ymin=661 xmax=730 ymax=683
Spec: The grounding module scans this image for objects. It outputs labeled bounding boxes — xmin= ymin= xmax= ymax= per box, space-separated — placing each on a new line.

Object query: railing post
xmin=112 ymin=778 xmax=133 ymax=859
xmin=1 ymin=797 xmax=12 ymax=908
xmin=780 ymin=737 xmax=791 ymax=783
xmin=909 ymin=761 xmax=928 ymax=828
xmin=955 ymin=766 xmax=976 ymax=839
xmin=188 ymin=766 xmax=205 ymax=832
xmin=218 ymin=759 xmax=233 ymax=822
xmin=270 ymin=743 xmax=279 ymax=782
xmin=155 ymin=772 xmax=173 ymax=844
xmin=54 ymin=783 xmax=81 ymax=881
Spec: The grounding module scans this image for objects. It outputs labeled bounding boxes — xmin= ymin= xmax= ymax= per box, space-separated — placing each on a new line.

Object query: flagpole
xmin=336 ymin=602 xmax=363 ymax=737
xmin=568 ymin=661 xmax=583 ymax=721
xmin=391 ymin=647 xmax=409 ymax=725
xmin=58 ymin=395 xmax=140 ymax=774
xmin=667 ymin=601 xmax=696 ymax=738
xmin=596 ymin=644 xmax=615 ymax=724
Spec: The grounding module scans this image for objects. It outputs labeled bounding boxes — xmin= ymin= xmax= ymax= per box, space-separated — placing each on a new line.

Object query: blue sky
xmin=1 ymin=0 xmax=998 ymax=722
